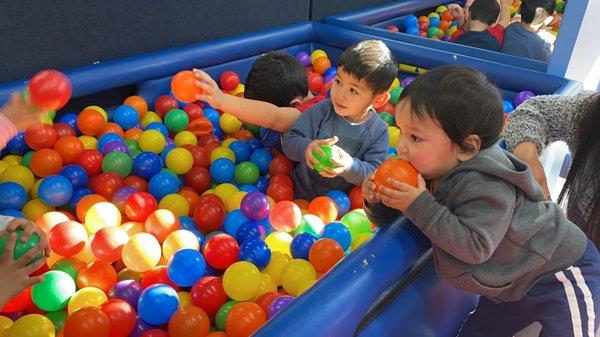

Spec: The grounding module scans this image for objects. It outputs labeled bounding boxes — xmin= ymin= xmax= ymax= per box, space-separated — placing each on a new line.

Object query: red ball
xmin=1 ymin=286 xmax=33 ymax=313
xmin=319 ymin=82 xmax=333 ymax=97
xmin=92 ymin=172 xmax=124 ymax=199
xmin=63 ymin=307 xmax=110 ymax=337
xmin=198 ymin=134 xmax=220 ymax=147
xmin=123 ymin=175 xmax=148 ymax=192
xmin=269 ymin=173 xmax=293 ymax=187
xmin=254 ymin=291 xmax=282 ymax=314
xmin=184 ymin=167 xmax=212 ymax=193
xmin=28 ymin=70 xmax=72 ymax=111
xmin=124 ymin=191 xmax=157 ymax=222
xmin=187 ymin=145 xmax=210 ymax=168
xmin=183 ymin=103 xmax=204 ymax=121
xmin=53 ymin=122 xmax=76 ymax=137
xmin=141 ymin=330 xmax=169 ymax=337
xmin=48 ymin=220 xmax=88 ymax=256
xmin=419 ymin=30 xmax=428 ymax=38
xmin=194 ymin=201 xmax=225 ymax=233
xmin=203 ymin=234 xmax=239 ymax=270
xmin=349 ymin=186 xmax=364 ymax=210
xmin=24 ymin=123 xmax=58 ymax=150
xmin=308 ymin=73 xmax=323 ymax=93
xmin=219 ymin=71 xmax=240 ymax=92
xmin=100 ymin=299 xmax=137 ymax=337
xmin=190 ymin=276 xmax=228 ymax=317
xmin=154 ymin=95 xmax=179 ymax=117
xmin=77 ymin=261 xmax=118 ymax=293
xmin=266 ymin=182 xmax=294 ymax=202
xmin=91 ymin=226 xmax=129 ymax=262
xmin=386 ymin=25 xmax=399 ymax=32
xmin=30 ymin=148 xmax=63 ymax=177
xmin=376 ymin=102 xmax=396 ymax=113
xmin=141 ymin=266 xmax=180 ymax=291
xmin=197 ymin=194 xmax=225 ymax=208
xmin=269 ymin=155 xmax=294 ymax=175
xmin=76 ymin=149 xmax=104 ymax=176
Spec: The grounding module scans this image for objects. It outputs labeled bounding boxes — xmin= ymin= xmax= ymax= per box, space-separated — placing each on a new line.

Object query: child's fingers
xmin=377 ymin=185 xmax=405 ymax=199
xmin=1 ymin=233 xmax=17 ymax=262
xmin=23 ymin=275 xmax=44 ymax=288
xmin=416 ymin=174 xmax=426 ymax=189
xmin=23 ymin=257 xmax=46 ymax=275
xmin=15 ymin=246 xmax=42 ymax=268
xmin=323 ymin=136 xmax=339 ymax=146
xmin=386 ymin=178 xmax=412 ymax=191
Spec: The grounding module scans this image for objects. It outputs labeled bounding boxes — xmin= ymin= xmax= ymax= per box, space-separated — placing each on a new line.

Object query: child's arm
xmin=193 ymin=69 xmax=301 ymax=132
xmin=448 ymin=4 xmax=466 ymax=28
xmin=498 ymin=0 xmax=513 ymax=27
xmin=0 ymin=93 xmax=44 ymax=150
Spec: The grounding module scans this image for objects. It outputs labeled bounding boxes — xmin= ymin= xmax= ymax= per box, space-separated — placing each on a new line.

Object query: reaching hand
xmin=1 ymin=93 xmax=45 ymax=130
xmin=448 ymin=4 xmax=465 ymax=19
xmin=3 ymin=218 xmax=50 ymax=257
xmin=193 ymin=69 xmax=226 ymax=110
xmin=305 ymin=136 xmax=339 ymax=170
xmin=375 ymin=174 xmax=427 ymax=212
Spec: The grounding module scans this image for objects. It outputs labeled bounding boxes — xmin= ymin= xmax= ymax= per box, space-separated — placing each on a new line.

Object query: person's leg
xmin=457 ymin=296 xmax=533 ymax=337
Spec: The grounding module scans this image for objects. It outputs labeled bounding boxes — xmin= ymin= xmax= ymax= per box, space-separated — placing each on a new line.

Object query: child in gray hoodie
xmin=363 ymin=66 xmax=599 ymax=337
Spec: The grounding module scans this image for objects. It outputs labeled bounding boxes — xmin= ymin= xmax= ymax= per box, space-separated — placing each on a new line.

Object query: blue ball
xmin=210 ymin=158 xmax=235 ymax=184
xmin=6 ymin=132 xmax=31 ymax=155
xmin=250 ymin=149 xmax=273 ymax=175
xmin=70 ymin=188 xmax=93 ymax=211
xmin=137 ymin=284 xmax=179 ymax=325
xmin=406 ymin=26 xmax=420 ymax=36
xmin=403 ymin=14 xmax=418 ymax=29
xmin=160 ymin=144 xmax=176 ymax=164
xmin=60 ymin=165 xmax=89 ymax=189
xmin=188 ymin=229 xmax=206 ymax=247
xmin=325 ymin=190 xmax=351 ymax=216
xmin=148 ymin=172 xmax=180 ymax=200
xmin=0 ymin=182 xmax=27 ymax=210
xmin=133 ymin=152 xmax=162 ymax=179
xmin=236 ymin=220 xmax=267 ymax=244
xmin=0 ymin=209 xmax=26 ymax=218
xmin=502 ymin=100 xmax=515 ymax=113
xmin=113 ymin=105 xmax=139 ymax=130
xmin=212 ymin=123 xmax=224 ymax=140
xmin=259 ymin=129 xmax=281 ymax=149
xmin=320 ymin=222 xmax=352 ymax=251
xmin=239 ymin=184 xmax=259 ymax=193
xmin=97 ymin=133 xmax=124 ymax=153
xmin=203 ymin=108 xmax=220 ymax=124
xmin=179 ymin=216 xmax=197 ymax=231
xmin=167 ymin=249 xmax=206 ymax=287
xmin=291 ymin=232 xmax=318 ymax=260
xmin=228 ymin=140 xmax=251 ymax=164
xmin=38 ymin=175 xmax=74 ymax=207
xmin=58 ymin=113 xmax=79 ymax=134
xmin=239 ymin=239 xmax=271 ymax=269
xmin=388 ymin=147 xmax=398 ymax=157
xmin=247 ymin=139 xmax=263 ymax=153
xmin=224 ymin=209 xmax=249 ymax=237
xmin=323 ymin=66 xmax=337 ymax=77
xmin=255 ymin=176 xmax=268 ymax=193
xmin=429 ymin=16 xmax=441 ymax=27
xmin=145 ymin=122 xmax=169 ymax=138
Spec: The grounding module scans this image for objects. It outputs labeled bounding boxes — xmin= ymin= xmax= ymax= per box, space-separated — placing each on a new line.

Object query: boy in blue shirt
xmin=282 ymin=40 xmax=395 ymax=200
xmin=501 ymin=0 xmax=555 ymax=61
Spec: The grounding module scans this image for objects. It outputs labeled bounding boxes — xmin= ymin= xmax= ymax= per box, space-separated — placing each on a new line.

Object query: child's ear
xmin=373 ymin=91 xmax=391 ymax=109
xmin=457 ymin=134 xmax=481 ymax=162
xmin=289 ymin=97 xmax=303 ymax=108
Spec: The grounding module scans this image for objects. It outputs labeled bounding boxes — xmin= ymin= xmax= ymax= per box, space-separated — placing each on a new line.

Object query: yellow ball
xmin=30 ymin=179 xmax=42 ymax=199
xmin=0 ymin=315 xmax=13 ymax=335
xmin=253 ymin=273 xmax=278 ymax=300
xmin=214 ymin=183 xmax=238 ymax=204
xmin=162 ymin=229 xmax=200 ymax=260
xmin=68 ymin=287 xmax=108 ymax=314
xmin=281 ymin=259 xmax=317 ymax=296
xmin=219 ymin=113 xmax=242 ymax=134
xmin=351 ymin=232 xmax=374 ymax=251
xmin=447 ymin=26 xmax=458 ymax=37
xmin=0 ymin=161 xmax=9 ymax=176
xmin=174 ymin=131 xmax=198 ymax=147
xmin=165 ymin=148 xmax=193 ymax=174
xmin=390 ymin=77 xmax=400 ymax=89
xmin=388 ymin=126 xmax=400 ymax=147
xmin=297 ymin=279 xmax=317 ymax=296
xmin=84 ymin=201 xmax=121 ymax=235
xmin=140 ymin=111 xmax=162 ymax=127
xmin=202 ymin=189 xmax=215 ymax=196
xmin=178 ymin=291 xmax=192 ymax=308
xmin=122 ymin=233 xmax=161 ymax=272
xmin=5 ymin=314 xmax=54 ymax=337
xmin=86 ymin=105 xmax=108 ymax=122
xmin=210 ymin=146 xmax=235 ymax=163
xmin=139 ymin=130 xmax=166 ymax=154
xmin=436 ymin=5 xmax=448 ymax=13
xmin=2 ymin=155 xmax=22 ymax=167
xmin=226 ymin=191 xmax=247 ymax=212
xmin=79 ymin=135 xmax=98 ymax=150
xmin=230 ymin=84 xmax=245 ymax=96
xmin=267 ymin=196 xmax=275 ymax=209
xmin=46 ymin=251 xmax=64 ymax=268
xmin=0 ymin=165 xmax=35 ymax=191
xmin=223 ymin=261 xmax=261 ymax=301
xmin=120 ymin=221 xmax=145 ymax=237
xmin=265 ymin=231 xmax=293 ymax=257
xmin=221 ymin=138 xmax=237 ymax=148
xmin=262 ymin=251 xmax=291 ymax=285
xmin=22 ymin=199 xmax=54 ymax=221
xmin=159 ymin=194 xmax=190 ymax=217
xmin=311 ymin=49 xmax=328 ymax=64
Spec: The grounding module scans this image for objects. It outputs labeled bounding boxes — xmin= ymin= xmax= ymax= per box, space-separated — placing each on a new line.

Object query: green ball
xmin=293 ymin=214 xmax=323 ymax=236
xmin=312 ymin=145 xmax=335 ymax=173
xmin=235 ymin=161 xmax=260 ymax=185
xmin=130 ymin=148 xmax=142 ymax=159
xmin=379 ymin=112 xmax=395 ymax=127
xmin=389 ymin=87 xmax=403 ymax=106
xmin=46 ymin=310 xmax=68 ymax=332
xmin=164 ymin=108 xmax=190 ymax=133
xmin=22 ymin=151 xmax=35 ymax=168
xmin=51 ymin=257 xmax=85 ymax=282
xmin=341 ymin=211 xmax=372 ymax=242
xmin=427 ymin=27 xmax=442 ymax=38
xmin=102 ymin=151 xmax=133 ymax=177
xmin=32 ymin=270 xmax=76 ymax=311
xmin=555 ymin=1 xmax=565 ymax=13
xmin=243 ymin=123 xmax=261 ymax=137
xmin=216 ymin=300 xmax=238 ymax=331
xmin=0 ymin=229 xmax=41 ymax=262
xmin=125 ymin=139 xmax=140 ymax=152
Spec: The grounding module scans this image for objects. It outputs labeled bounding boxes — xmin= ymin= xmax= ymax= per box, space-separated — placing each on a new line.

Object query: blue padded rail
xmin=323 ymin=1 xmax=548 ymax=72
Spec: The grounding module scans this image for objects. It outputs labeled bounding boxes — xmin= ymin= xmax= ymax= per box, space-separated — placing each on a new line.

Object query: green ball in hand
xmin=0 ymin=229 xmax=42 ymax=263
xmin=312 ymin=145 xmax=335 ymax=173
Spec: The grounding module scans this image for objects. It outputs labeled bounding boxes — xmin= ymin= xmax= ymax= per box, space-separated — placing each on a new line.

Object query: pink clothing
xmin=0 ymin=114 xmax=18 ymax=150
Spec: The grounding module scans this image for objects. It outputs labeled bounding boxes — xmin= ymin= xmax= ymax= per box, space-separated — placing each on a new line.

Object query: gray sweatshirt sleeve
xmin=504 ymin=91 xmax=597 ymax=154
xmin=403 ymin=172 xmax=516 ymax=264
xmin=339 ymin=124 xmax=389 ymax=185
xmin=281 ymin=106 xmax=323 ymax=163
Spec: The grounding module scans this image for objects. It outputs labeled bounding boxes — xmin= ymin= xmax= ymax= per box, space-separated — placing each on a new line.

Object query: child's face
xmin=394 ymin=100 xmax=462 ymax=181
xmin=330 ymin=68 xmax=381 ymax=122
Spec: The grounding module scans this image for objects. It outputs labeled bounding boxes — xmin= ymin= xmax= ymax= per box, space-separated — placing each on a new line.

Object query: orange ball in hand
xmin=373 ymin=158 xmax=418 ymax=189
xmin=171 ymin=70 xmax=203 ymax=103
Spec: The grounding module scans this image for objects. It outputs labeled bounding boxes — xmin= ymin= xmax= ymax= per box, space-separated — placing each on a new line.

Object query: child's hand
xmin=448 ymin=4 xmax=465 ymax=19
xmin=0 ymin=232 xmax=47 ymax=308
xmin=2 ymin=218 xmax=50 ymax=257
xmin=320 ymin=144 xmax=353 ymax=178
xmin=362 ymin=173 xmax=381 ymax=203
xmin=305 ymin=136 xmax=338 ymax=170
xmin=375 ymin=174 xmax=427 ymax=212
xmin=1 ymin=93 xmax=45 ymax=129
xmin=193 ymin=69 xmax=226 ymax=110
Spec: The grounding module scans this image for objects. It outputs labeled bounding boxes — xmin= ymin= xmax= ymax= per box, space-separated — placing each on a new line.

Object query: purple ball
xmin=109 ymin=280 xmax=143 ymax=308
xmin=112 ymin=186 xmax=137 ymax=211
xmin=129 ymin=316 xmax=160 ymax=337
xmin=323 ymin=74 xmax=336 ymax=83
xmin=268 ymin=295 xmax=295 ymax=319
xmin=102 ymin=140 xmax=129 ymax=155
xmin=513 ymin=90 xmax=535 ymax=106
xmin=240 ymin=192 xmax=270 ymax=220
xmin=401 ymin=77 xmax=415 ymax=88
xmin=296 ymin=52 xmax=311 ymax=67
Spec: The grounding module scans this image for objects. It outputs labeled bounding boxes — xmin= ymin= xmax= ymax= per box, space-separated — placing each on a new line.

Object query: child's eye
xmin=350 ymin=88 xmax=358 ymax=94
xmin=410 ymin=135 xmax=420 ymax=142
xmin=334 ymin=79 xmax=341 ymax=85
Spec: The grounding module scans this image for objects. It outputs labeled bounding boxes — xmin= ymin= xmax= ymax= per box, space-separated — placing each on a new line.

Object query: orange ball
xmin=232 ymin=129 xmax=254 ymax=141
xmin=441 ymin=10 xmax=454 ymax=22
xmin=63 ymin=307 xmax=111 ymax=337
xmin=53 ymin=135 xmax=84 ymax=164
xmin=312 ymin=57 xmax=331 ymax=75
xmin=168 ymin=305 xmax=210 ymax=337
xmin=439 ymin=20 xmax=451 ymax=31
xmin=124 ymin=128 xmax=143 ymax=141
xmin=418 ymin=15 xmax=430 ymax=26
xmin=373 ymin=158 xmax=418 ymax=189
xmin=100 ymin=122 xmax=125 ymax=138
xmin=30 ymin=148 xmax=63 ymax=177
xmin=124 ymin=95 xmax=149 ymax=118
xmin=225 ymin=302 xmax=266 ymax=337
xmin=293 ymin=199 xmax=310 ymax=210
xmin=144 ymin=209 xmax=181 ymax=243
xmin=309 ymin=238 xmax=345 ymax=273
xmin=171 ymin=70 xmax=203 ymax=103
xmin=77 ymin=261 xmax=118 ymax=293
xmin=179 ymin=187 xmax=200 ymax=217
xmin=77 ymin=109 xmax=107 ymax=136
xmin=308 ymin=196 xmax=338 ymax=224
xmin=76 ymin=194 xmax=107 ymax=221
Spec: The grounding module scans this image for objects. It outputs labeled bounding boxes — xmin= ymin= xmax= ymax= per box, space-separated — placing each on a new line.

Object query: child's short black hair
xmin=338 ymin=40 xmax=397 ymax=94
xmin=520 ymin=0 xmax=556 ymax=24
xmin=399 ymin=65 xmax=504 ymax=152
xmin=470 ymin=0 xmax=501 ymax=26
xmin=244 ymin=51 xmax=308 ymax=107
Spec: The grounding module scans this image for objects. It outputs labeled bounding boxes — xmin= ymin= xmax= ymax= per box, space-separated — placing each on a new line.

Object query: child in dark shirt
xmin=449 ymin=0 xmax=511 ymax=51
xmin=501 ymin=0 xmax=555 ymax=61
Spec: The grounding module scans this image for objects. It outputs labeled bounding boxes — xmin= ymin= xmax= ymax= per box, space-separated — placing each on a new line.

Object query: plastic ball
xmin=224 ymin=302 xmax=266 ymax=337
xmin=124 ymin=95 xmax=148 ymax=117
xmin=75 ymin=149 xmax=103 ymax=176
xmin=171 ymin=70 xmax=203 ymax=103
xmin=22 ymin=198 xmax=54 ymax=221
xmin=267 ymin=295 xmax=295 ymax=319
xmin=239 ymin=239 xmax=271 ymax=269
xmin=341 ymin=211 xmax=372 ymax=242
xmin=77 ymin=261 xmax=117 ymax=293
xmin=102 ymin=151 xmax=132 ymax=177
xmin=309 ymin=238 xmax=345 ymax=273
xmin=308 ymin=196 xmax=337 ymax=224
xmin=137 ymin=284 xmax=179 ymax=325
xmin=5 ymin=314 xmax=55 ymax=337
xmin=32 ymin=270 xmax=76 ymax=312
xmin=131 ymin=152 xmax=161 ymax=179
xmin=291 ymin=232 xmax=318 ymax=260
xmin=168 ymin=305 xmax=210 ymax=337
xmin=99 ymin=299 xmax=137 ymax=337
xmin=48 ymin=220 xmax=87 ymax=256
xmin=193 ymin=200 xmax=225 ymax=233
xmin=210 ymin=158 xmax=235 ymax=184
xmin=240 ymin=192 xmax=270 ymax=220
xmin=162 ymin=230 xmax=200 ymax=260
xmin=219 ymin=71 xmax=240 ymax=92
xmin=173 ymin=131 xmax=196 ymax=147
xmin=167 ymin=249 xmax=206 ymax=287
xmin=68 ymin=287 xmax=108 ymax=314
xmin=37 ymin=175 xmax=73 ymax=207
xmin=138 ymin=130 xmax=166 ymax=154
xmin=165 ymin=148 xmax=193 ymax=174
xmin=374 ymin=158 xmax=418 ymax=189
xmin=268 ymin=200 xmax=302 ymax=233
xmin=51 ymin=257 xmax=85 ymax=282
xmin=234 ymin=161 xmax=259 ymax=185
xmin=264 ymin=231 xmax=292 ymax=257
xmin=218 ymin=114 xmax=241 ymax=134
xmin=227 ymin=140 xmax=250 ymax=164
xmin=148 ymin=172 xmax=180 ymax=201
xmin=0 ymin=230 xmax=41 ymax=262
xmin=102 ymin=140 xmax=129 ymax=155
xmin=84 ymin=201 xmax=121 ymax=235
xmin=249 ymin=149 xmax=273 ymax=175
xmin=28 ymin=70 xmax=71 ymax=111
xmin=203 ymin=234 xmax=239 ymax=270
xmin=281 ymin=258 xmax=317 ymax=296
xmin=164 ymin=109 xmax=189 ymax=133
xmin=320 ymin=222 xmax=352 ymax=251
xmin=222 ymin=261 xmax=260 ymax=301
xmin=312 ymin=57 xmax=331 ymax=75
xmin=0 ymin=182 xmax=27 ymax=210
xmin=58 ymin=165 xmax=88 ymax=190
xmin=109 ymin=280 xmax=142 ymax=308
xmin=113 ymin=105 xmax=139 ymax=130
xmin=154 ymin=95 xmax=179 ymax=117
xmin=124 ymin=191 xmax=157 ymax=222
xmin=91 ymin=226 xmax=129 ymax=262
xmin=145 ymin=209 xmax=180 ymax=243
xmin=77 ymin=109 xmax=107 ymax=136
xmin=514 ymin=90 xmax=535 ymax=106
xmin=30 ymin=149 xmax=63 ymax=177
xmin=122 ymin=233 xmax=161 ymax=273
xmin=63 ymin=306 xmax=110 ymax=337
xmin=0 ymin=165 xmax=35 ymax=192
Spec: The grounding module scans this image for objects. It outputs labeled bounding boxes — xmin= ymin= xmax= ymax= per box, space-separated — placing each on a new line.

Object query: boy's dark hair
xmin=520 ymin=0 xmax=556 ymax=24
xmin=399 ymin=65 xmax=503 ymax=152
xmin=244 ymin=51 xmax=308 ymax=107
xmin=338 ymin=40 xmax=397 ymax=94
xmin=470 ymin=0 xmax=501 ymax=26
